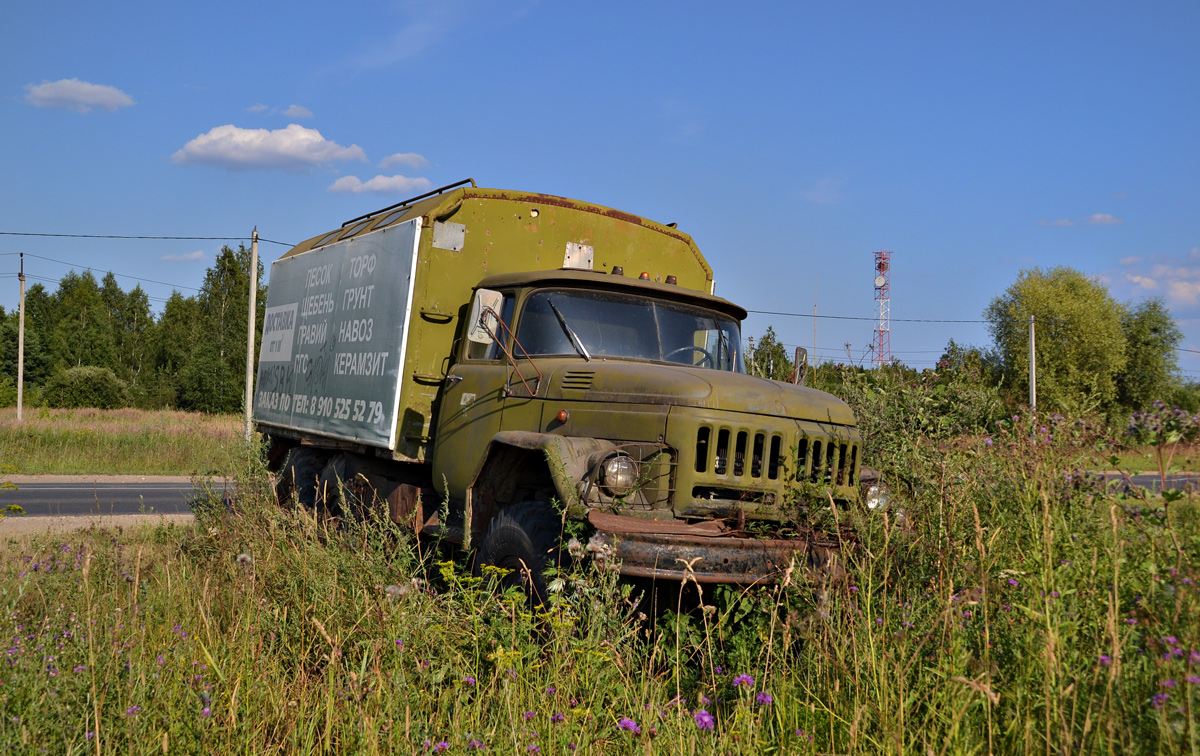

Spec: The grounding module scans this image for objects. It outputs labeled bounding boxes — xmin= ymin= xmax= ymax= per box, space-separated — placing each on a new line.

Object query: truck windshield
xmin=515 ymin=289 xmax=744 ymax=372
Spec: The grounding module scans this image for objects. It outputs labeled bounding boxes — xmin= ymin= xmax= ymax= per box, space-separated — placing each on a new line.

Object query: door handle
xmin=445 ymin=375 xmax=464 ymax=387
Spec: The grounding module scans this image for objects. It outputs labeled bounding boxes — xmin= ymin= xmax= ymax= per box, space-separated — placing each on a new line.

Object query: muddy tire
xmin=474 ymin=501 xmax=564 ymax=608
xmin=275 ymin=447 xmax=330 ymax=509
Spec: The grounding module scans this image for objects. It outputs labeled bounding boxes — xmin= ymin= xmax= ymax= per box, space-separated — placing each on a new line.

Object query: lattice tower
xmin=873 ymin=250 xmax=893 ymax=365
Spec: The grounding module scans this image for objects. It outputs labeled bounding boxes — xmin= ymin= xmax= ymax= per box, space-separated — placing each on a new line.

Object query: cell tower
xmin=872 ymin=250 xmax=893 ymax=366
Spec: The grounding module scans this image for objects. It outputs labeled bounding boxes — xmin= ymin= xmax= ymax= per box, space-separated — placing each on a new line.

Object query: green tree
xmin=193 ymin=245 xmax=267 ymax=411
xmin=747 ymin=326 xmax=795 ymax=381
xmin=984 ymin=267 xmax=1127 ymax=414
xmin=1116 ymin=298 xmax=1182 ymax=410
xmin=49 ymin=271 xmax=116 ymax=371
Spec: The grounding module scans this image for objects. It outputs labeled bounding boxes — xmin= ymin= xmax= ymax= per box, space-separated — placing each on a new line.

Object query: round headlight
xmin=599 ymin=455 xmax=639 ymax=497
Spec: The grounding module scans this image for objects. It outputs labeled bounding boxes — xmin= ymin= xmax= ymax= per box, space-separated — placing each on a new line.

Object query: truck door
xmin=432 ymin=290 xmax=515 ymax=499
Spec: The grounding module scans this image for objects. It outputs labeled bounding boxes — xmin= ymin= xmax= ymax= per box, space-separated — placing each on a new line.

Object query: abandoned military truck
xmin=255 ymin=180 xmax=862 ymax=597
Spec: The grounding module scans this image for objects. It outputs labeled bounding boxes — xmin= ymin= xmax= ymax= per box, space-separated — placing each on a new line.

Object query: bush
xmin=42 ymin=366 xmax=129 ymax=409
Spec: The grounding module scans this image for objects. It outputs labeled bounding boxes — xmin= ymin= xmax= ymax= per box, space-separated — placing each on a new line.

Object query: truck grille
xmin=692 ymin=425 xmax=857 ymax=488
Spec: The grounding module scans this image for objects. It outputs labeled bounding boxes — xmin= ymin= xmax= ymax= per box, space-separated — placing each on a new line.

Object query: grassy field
xmin=0 ymin=415 xmax=1197 ymax=754
xmin=0 ymin=408 xmax=243 ymax=475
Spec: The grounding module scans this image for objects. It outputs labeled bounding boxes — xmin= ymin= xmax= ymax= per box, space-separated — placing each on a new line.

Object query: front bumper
xmin=588 ymin=510 xmax=844 ymax=585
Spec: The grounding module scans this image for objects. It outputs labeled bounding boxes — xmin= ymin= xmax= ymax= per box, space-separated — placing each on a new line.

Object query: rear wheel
xmin=275 ymin=447 xmax=330 ymax=510
xmin=474 ymin=501 xmax=564 ymax=608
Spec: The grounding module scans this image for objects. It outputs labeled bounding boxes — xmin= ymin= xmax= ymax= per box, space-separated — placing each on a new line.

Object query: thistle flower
xmin=462 ymin=676 xmax=476 ymax=686
xmin=235 ymin=553 xmax=252 ymax=566
xmin=617 ymin=717 xmax=640 ymax=734
xmin=694 ymin=710 xmax=715 ymax=730
xmin=756 ymin=691 xmax=774 ymax=706
xmin=433 ymin=742 xmax=450 ymax=753
xmin=732 ymin=674 xmax=755 ymax=688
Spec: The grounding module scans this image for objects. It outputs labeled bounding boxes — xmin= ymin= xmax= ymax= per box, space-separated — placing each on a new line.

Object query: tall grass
xmin=0 ymin=415 xmax=1197 ymax=754
xmin=0 ymin=408 xmax=241 ymax=475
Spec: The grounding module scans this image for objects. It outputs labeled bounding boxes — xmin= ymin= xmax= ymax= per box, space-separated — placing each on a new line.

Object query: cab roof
xmin=475 ymin=268 xmax=748 ymax=321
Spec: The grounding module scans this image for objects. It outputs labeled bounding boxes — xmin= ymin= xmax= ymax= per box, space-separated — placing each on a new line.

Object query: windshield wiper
xmin=547 ymin=299 xmax=592 ymax=362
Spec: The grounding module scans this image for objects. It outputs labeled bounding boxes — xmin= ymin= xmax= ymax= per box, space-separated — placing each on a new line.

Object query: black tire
xmin=275 ymin=447 xmax=330 ymax=509
xmin=474 ymin=501 xmax=564 ymax=608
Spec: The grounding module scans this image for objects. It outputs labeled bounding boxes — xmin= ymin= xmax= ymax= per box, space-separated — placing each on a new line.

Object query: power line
xmin=747 ymin=308 xmax=987 ymax=324
xmin=0 ymin=231 xmax=293 ymax=247
xmin=20 ymin=253 xmax=200 ymax=292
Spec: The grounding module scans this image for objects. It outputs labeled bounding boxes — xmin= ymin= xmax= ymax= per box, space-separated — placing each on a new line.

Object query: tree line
xmin=0 ymin=245 xmax=265 ymax=413
xmin=747 ymin=265 xmax=1193 ymax=420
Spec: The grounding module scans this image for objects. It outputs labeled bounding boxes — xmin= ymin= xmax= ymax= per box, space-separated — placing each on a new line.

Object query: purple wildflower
xmin=523 ymin=711 xmax=535 ymax=721
xmin=466 ymin=740 xmax=483 ymax=750
xmin=1162 ymin=680 xmax=1178 ymax=688
xmin=984 ymin=438 xmax=993 ymax=446
xmin=1006 ymin=579 xmax=1019 ymax=587
xmin=694 ymin=709 xmax=715 ymax=730
xmin=1153 ymin=693 xmax=1170 ymax=709
xmin=1099 ymin=655 xmax=1111 ymax=666
xmin=125 ymin=705 xmax=141 ymax=716
xmin=546 ymin=686 xmax=556 ymax=695
xmin=1187 ymin=676 xmax=1200 ymax=685
xmin=551 ymin=713 xmax=565 ymax=724
xmin=732 ymin=674 xmax=755 ymax=688
xmin=74 ymin=665 xmax=86 ymax=672
xmin=756 ymin=691 xmax=774 ymax=706
xmin=462 ymin=676 xmax=476 ymax=686
xmin=201 ymin=707 xmax=211 ymax=717
xmin=617 ymin=717 xmax=641 ymax=734
xmin=526 ymin=747 xmax=540 ymax=754
xmin=433 ymin=742 xmax=450 ymax=753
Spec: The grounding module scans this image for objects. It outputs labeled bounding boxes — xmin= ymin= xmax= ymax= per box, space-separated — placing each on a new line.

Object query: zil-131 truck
xmin=255 ymin=179 xmax=863 ymax=600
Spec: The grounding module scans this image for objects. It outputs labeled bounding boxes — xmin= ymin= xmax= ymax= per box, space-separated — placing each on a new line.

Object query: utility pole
xmin=17 ymin=253 xmax=25 ymax=422
xmin=244 ymin=228 xmax=259 ymax=442
xmin=1029 ymin=315 xmax=1037 ymax=410
xmin=813 ymin=276 xmax=817 ymax=367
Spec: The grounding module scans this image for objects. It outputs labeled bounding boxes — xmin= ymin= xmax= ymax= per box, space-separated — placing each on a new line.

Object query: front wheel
xmin=474 ymin=502 xmax=564 ymax=608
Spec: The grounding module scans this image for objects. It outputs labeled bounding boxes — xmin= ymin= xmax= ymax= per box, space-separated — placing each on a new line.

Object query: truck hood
xmin=542 ymin=361 xmax=856 ymax=426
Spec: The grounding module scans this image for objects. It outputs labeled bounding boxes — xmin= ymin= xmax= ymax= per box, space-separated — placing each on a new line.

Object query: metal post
xmin=244 ymin=228 xmax=259 ymax=442
xmin=813 ymin=276 xmax=818 ymax=368
xmin=1029 ymin=315 xmax=1036 ymax=410
xmin=17 ymin=253 xmax=25 ymax=422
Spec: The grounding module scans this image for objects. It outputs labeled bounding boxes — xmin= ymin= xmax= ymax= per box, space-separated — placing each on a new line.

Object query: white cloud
xmin=25 ymin=78 xmax=134 ymax=113
xmin=800 ymin=177 xmax=847 ymax=205
xmin=283 ymin=104 xmax=313 ymax=118
xmin=1125 ymin=274 xmax=1157 ymax=290
xmin=172 ymin=124 xmax=366 ymax=171
xmin=328 ymin=174 xmax=433 ymax=195
xmin=379 ymin=152 xmax=428 ymax=170
xmin=1119 ymin=255 xmax=1143 ymax=266
xmin=1168 ymin=280 xmax=1200 ymax=305
xmin=161 ymin=250 xmax=206 ymax=262
xmin=1087 ymin=213 xmax=1123 ymax=225
xmin=1037 ymin=218 xmax=1074 ymax=227
xmin=1191 ymin=247 xmax=1200 ymax=259
xmin=247 ymin=103 xmax=269 ymax=113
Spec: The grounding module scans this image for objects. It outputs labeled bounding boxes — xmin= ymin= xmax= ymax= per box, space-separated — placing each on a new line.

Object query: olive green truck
xmin=255 ymin=180 xmax=863 ymax=596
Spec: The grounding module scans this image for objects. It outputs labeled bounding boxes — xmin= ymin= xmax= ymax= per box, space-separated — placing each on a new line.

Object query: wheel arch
xmin=465 ymin=431 xmax=614 ymax=548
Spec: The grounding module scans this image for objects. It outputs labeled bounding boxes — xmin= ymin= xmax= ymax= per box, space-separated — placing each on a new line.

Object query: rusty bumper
xmin=587 ymin=510 xmax=840 ymax=585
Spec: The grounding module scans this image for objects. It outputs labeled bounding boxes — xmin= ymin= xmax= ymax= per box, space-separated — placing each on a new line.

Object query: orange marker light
xmin=639 ymin=271 xmax=650 ymax=279
xmin=556 ymin=409 xmax=569 ymax=423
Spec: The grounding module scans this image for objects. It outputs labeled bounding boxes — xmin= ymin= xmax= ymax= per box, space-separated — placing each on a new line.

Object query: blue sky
xmin=2 ymin=1 xmax=1198 ymax=374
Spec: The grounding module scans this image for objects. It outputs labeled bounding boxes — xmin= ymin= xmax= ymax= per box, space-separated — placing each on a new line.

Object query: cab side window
xmin=466 ymin=292 xmax=515 ymax=361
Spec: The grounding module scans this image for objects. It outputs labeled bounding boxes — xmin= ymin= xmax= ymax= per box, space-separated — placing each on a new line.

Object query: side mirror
xmin=793 ymin=346 xmax=808 ymax=386
xmin=467 ymin=288 xmax=503 ymax=344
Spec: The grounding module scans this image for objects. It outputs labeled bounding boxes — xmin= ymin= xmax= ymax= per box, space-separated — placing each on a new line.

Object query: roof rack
xmin=341 ymin=178 xmax=477 ymax=228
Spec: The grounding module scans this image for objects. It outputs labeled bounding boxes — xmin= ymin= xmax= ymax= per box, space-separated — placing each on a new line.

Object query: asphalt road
xmin=1 ymin=472 xmax=1195 ymax=521
xmin=4 ymin=480 xmax=231 ymax=517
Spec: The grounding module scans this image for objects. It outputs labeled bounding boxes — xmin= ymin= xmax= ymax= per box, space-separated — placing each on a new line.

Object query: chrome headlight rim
xmin=598 ymin=454 xmax=639 ymax=497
